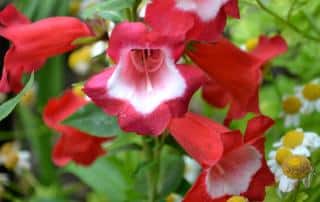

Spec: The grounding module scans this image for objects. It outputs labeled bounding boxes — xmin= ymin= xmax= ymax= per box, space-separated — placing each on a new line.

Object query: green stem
xmin=286 ymin=0 xmax=298 ymax=21
xmin=143 ymin=134 xmax=167 ymax=202
xmin=255 ymin=0 xmax=320 ymax=42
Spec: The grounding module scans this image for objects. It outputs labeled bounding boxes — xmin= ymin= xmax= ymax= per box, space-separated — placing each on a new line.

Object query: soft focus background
xmin=0 ymin=0 xmax=320 ymax=201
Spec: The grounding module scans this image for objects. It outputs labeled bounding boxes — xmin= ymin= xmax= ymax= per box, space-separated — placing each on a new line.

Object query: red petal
xmin=0 ymin=4 xmax=30 ymax=26
xmin=183 ymin=170 xmax=219 ymax=202
xmin=186 ymin=10 xmax=227 ymax=41
xmin=243 ymin=159 xmax=275 ymax=200
xmin=145 ymin=0 xmax=194 ymax=41
xmin=223 ymin=0 xmax=240 ymax=19
xmin=43 ymin=90 xmax=87 ymax=130
xmin=244 ymin=115 xmax=274 ymax=145
xmin=0 ymin=11 xmax=92 ymax=93
xmin=251 ymin=35 xmax=288 ymax=64
xmin=53 ymin=127 xmax=109 ymax=166
xmin=169 ymin=112 xmax=225 ymax=167
xmin=202 ymin=79 xmax=231 ymax=108
xmin=108 ymin=22 xmax=185 ymax=63
xmin=187 ymin=38 xmax=262 ymax=109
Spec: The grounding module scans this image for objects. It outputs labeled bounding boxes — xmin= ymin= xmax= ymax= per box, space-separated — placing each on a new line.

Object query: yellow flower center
xmin=282 ymin=130 xmax=304 ymax=148
xmin=282 ymin=96 xmax=301 ymax=114
xmin=165 ymin=194 xmax=180 ymax=202
xmin=21 ymin=87 xmax=36 ymax=106
xmin=68 ymin=46 xmax=92 ymax=70
xmin=282 ymin=155 xmax=312 ymax=179
xmin=0 ymin=143 xmax=19 ymax=170
xmin=227 ymin=196 xmax=249 ymax=202
xmin=275 ymin=147 xmax=293 ymax=164
xmin=302 ymin=83 xmax=320 ymax=101
xmin=69 ymin=0 xmax=81 ymax=16
xmin=245 ymin=38 xmax=259 ymax=52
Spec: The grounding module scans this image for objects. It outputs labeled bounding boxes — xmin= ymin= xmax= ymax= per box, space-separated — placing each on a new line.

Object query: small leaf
xmin=0 ymin=73 xmax=34 ymax=122
xmin=63 ymin=103 xmax=122 ymax=137
xmin=81 ymin=0 xmax=135 ymax=22
xmin=66 ymin=157 xmax=132 ymax=202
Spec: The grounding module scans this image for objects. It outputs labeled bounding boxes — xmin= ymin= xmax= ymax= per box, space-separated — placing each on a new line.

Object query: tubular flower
xmin=84 ymin=22 xmax=204 ymax=136
xmin=197 ymin=35 xmax=288 ymax=125
xmin=145 ymin=0 xmax=239 ymax=41
xmin=183 ymin=116 xmax=275 ymax=202
xmin=0 ymin=4 xmax=92 ymax=93
xmin=43 ymin=90 xmax=111 ymax=166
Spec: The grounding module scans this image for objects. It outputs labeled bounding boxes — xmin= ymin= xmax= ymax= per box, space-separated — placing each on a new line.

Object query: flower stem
xmin=143 ymin=134 xmax=167 ymax=202
xmin=255 ymin=0 xmax=320 ymax=42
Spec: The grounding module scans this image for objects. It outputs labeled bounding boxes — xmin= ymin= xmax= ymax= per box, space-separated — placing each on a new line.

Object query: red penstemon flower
xmin=180 ymin=115 xmax=275 ymax=202
xmin=0 ymin=4 xmax=92 ymax=93
xmin=188 ymin=36 xmax=288 ymax=125
xmin=43 ymin=90 xmax=111 ymax=166
xmin=145 ymin=0 xmax=239 ymax=41
xmin=84 ymin=22 xmax=204 ymax=136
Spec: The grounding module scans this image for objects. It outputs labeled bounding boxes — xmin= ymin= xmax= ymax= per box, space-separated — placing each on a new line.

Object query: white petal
xmin=175 ymin=0 xmax=229 ymax=22
xmin=107 ymin=49 xmax=186 ymax=114
xmin=279 ymin=175 xmax=298 ymax=193
xmin=205 ymin=145 xmax=262 ymax=199
xmin=291 ymin=146 xmax=311 ymax=157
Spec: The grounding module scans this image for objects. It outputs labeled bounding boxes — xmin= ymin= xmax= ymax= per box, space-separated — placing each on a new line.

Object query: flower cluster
xmin=0 ymin=1 xmax=295 ymax=201
xmin=282 ymin=80 xmax=320 ymax=127
xmin=268 ymin=129 xmax=320 ymax=192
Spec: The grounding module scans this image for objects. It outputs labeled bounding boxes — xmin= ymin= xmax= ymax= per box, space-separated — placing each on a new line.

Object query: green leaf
xmin=0 ymin=73 xmax=34 ymax=122
xmin=157 ymin=147 xmax=184 ymax=198
xmin=66 ymin=157 xmax=132 ymax=202
xmin=81 ymin=0 xmax=135 ymax=22
xmin=63 ymin=103 xmax=121 ymax=137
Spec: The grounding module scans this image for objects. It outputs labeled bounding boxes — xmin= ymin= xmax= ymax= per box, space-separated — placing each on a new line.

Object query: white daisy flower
xmin=0 ymin=142 xmax=31 ymax=175
xmin=281 ymin=95 xmax=302 ymax=128
xmin=183 ymin=156 xmax=201 ymax=184
xmin=273 ymin=129 xmax=320 ymax=155
xmin=296 ymin=82 xmax=320 ymax=114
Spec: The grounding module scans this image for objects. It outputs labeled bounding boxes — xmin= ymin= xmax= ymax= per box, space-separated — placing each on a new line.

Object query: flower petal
xmin=169 ymin=112 xmax=225 ymax=167
xmin=0 ymin=4 xmax=30 ymax=26
xmin=188 ymin=38 xmax=262 ymax=110
xmin=0 ymin=5 xmax=92 ymax=92
xmin=206 ymin=145 xmax=262 ymax=199
xmin=251 ymin=35 xmax=288 ymax=63
xmin=43 ymin=90 xmax=87 ymax=130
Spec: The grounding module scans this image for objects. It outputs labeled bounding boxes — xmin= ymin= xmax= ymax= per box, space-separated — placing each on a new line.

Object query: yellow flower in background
xmin=227 ymin=196 xmax=249 ymax=202
xmin=68 ymin=45 xmax=92 ymax=75
xmin=21 ymin=84 xmax=37 ymax=107
xmin=244 ymin=37 xmax=259 ymax=52
xmin=69 ymin=0 xmax=81 ymax=16
xmin=0 ymin=93 xmax=6 ymax=103
xmin=68 ymin=41 xmax=106 ymax=76
xmin=0 ymin=142 xmax=31 ymax=174
xmin=166 ymin=193 xmax=182 ymax=202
